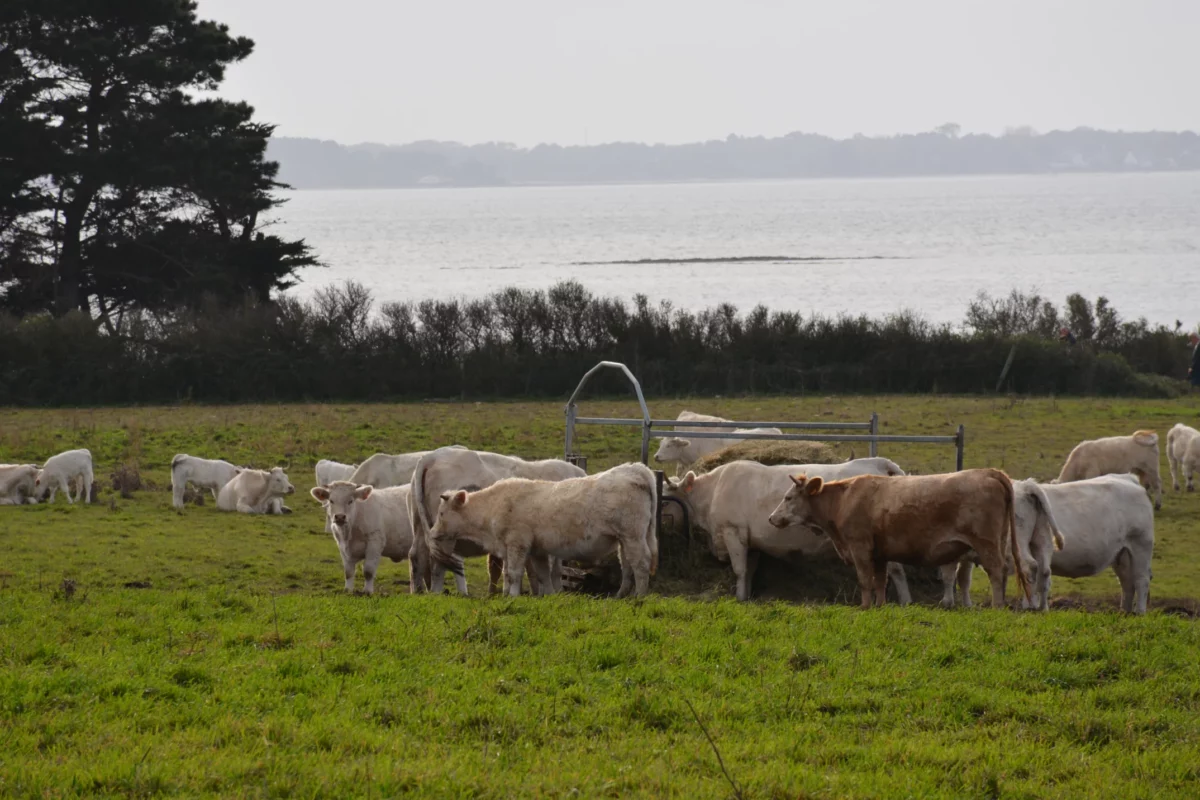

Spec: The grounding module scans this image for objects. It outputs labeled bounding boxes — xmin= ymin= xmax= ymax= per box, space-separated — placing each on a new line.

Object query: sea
xmin=276 ymin=171 xmax=1200 ymax=326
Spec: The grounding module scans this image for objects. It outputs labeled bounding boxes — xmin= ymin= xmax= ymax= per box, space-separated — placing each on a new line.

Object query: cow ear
xmin=310 ymin=487 xmax=330 ymax=502
xmin=806 ymin=476 xmax=824 ymax=495
xmin=451 ymin=489 xmax=469 ymax=508
xmin=683 ymin=471 xmax=696 ymax=493
xmin=354 ymin=485 xmax=372 ymax=501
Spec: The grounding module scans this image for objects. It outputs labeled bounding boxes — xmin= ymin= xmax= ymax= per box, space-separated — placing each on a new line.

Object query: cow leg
xmin=956 ymin=562 xmax=974 ymax=607
xmin=1169 ymin=452 xmax=1181 ymax=491
xmin=525 ymin=557 xmax=541 ymax=596
xmin=408 ymin=538 xmax=430 ymax=594
xmin=938 ymin=563 xmax=960 ymax=608
xmin=724 ymin=531 xmax=752 ymax=601
xmin=887 ymin=563 xmax=912 ymax=606
xmin=1113 ymin=548 xmax=1136 ymax=613
xmin=172 ymin=479 xmax=186 ymax=508
xmin=1151 ymin=474 xmax=1162 ymax=511
xmin=615 ymin=541 xmax=635 ymax=599
xmin=339 ymin=544 xmax=357 ymax=592
xmin=979 ymin=547 xmax=1008 ymax=608
xmin=82 ymin=466 xmax=94 ymax=503
xmin=848 ymin=554 xmax=876 ymax=609
xmin=1130 ymin=547 xmax=1151 ymax=615
xmin=1186 ymin=459 xmax=1195 ymax=492
xmin=871 ymin=562 xmax=889 ymax=607
xmin=504 ymin=547 xmax=527 ymax=597
xmin=743 ymin=551 xmax=761 ymax=598
xmin=549 ymin=556 xmax=563 ymax=594
xmin=362 ymin=535 xmax=385 ymax=595
xmin=528 ymin=555 xmax=554 ymax=596
xmin=487 ymin=554 xmax=504 ymax=595
xmin=236 ymin=499 xmax=258 ymax=514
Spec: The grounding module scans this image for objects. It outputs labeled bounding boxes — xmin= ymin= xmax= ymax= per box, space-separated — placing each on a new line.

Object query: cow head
xmin=310 ymin=480 xmax=372 ymax=529
xmin=428 ymin=489 xmax=474 ymax=568
xmin=767 ymin=474 xmax=825 ymax=531
xmin=653 ymin=437 xmax=691 ymax=464
xmin=267 ymin=467 xmax=295 ymax=498
xmin=31 ymin=468 xmax=48 ymax=501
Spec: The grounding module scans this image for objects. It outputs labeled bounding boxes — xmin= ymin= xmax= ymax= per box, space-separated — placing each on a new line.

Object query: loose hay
xmin=688 ymin=439 xmax=839 ymax=474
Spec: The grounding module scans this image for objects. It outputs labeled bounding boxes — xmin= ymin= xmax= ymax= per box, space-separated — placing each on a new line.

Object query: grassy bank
xmin=2 ymin=395 xmax=1200 ymax=797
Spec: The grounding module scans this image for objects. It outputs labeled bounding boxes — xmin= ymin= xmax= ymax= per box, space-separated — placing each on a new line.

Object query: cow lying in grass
xmin=311 ymin=481 xmax=412 ymax=594
xmin=0 ymin=464 xmax=39 ymax=505
xmin=35 ymin=449 xmax=94 ymax=504
xmin=653 ymin=426 xmax=783 ymax=475
xmin=769 ymin=469 xmax=1028 ymax=609
xmin=941 ymin=474 xmax=1153 ymax=614
xmin=429 ymin=462 xmax=658 ymax=598
xmin=408 ymin=447 xmax=585 ymax=595
xmin=171 ymin=454 xmax=242 ymax=509
xmin=217 ymin=467 xmax=295 ymax=514
xmin=1054 ymin=429 xmax=1161 ymax=511
xmin=662 ymin=457 xmax=912 ymax=602
xmin=1166 ymin=423 xmax=1200 ymax=493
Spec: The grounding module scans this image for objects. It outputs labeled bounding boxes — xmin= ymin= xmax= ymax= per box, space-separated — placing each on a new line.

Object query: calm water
xmin=277 ymin=172 xmax=1200 ymax=325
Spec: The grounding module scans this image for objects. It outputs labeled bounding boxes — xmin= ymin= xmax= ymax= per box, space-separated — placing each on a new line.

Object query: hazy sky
xmin=196 ymin=0 xmax=1199 ymax=147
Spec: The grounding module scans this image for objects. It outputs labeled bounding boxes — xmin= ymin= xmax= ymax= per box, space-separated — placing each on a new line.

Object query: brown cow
xmin=767 ymin=468 xmax=1029 ymax=609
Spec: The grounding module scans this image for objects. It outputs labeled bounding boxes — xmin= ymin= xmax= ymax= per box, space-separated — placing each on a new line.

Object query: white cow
xmin=348 ymin=448 xmax=465 ymax=489
xmin=315 ymin=459 xmax=357 ymax=487
xmin=171 ymin=454 xmax=242 ymax=509
xmin=0 ymin=464 xmax=39 ymax=505
xmin=216 ymin=467 xmax=295 ymax=514
xmin=408 ymin=447 xmax=585 ymax=595
xmin=34 ymin=448 xmax=93 ymax=504
xmin=1054 ymin=429 xmax=1162 ymax=511
xmin=310 ymin=481 xmax=413 ymax=594
xmin=429 ymin=463 xmax=658 ymax=598
xmin=942 ymin=474 xmax=1154 ymax=614
xmin=654 ymin=427 xmax=784 ymax=473
xmin=663 ymin=457 xmax=911 ymax=602
xmin=1166 ymin=423 xmax=1200 ymax=493
xmin=939 ymin=477 xmax=1066 ymax=610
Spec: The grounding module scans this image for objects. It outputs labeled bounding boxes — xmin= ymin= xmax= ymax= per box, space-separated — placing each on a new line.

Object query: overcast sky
xmin=195 ymin=0 xmax=1199 ymax=147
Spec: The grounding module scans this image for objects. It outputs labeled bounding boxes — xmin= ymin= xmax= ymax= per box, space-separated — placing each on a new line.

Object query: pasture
xmin=2 ymin=395 xmax=1200 ymax=797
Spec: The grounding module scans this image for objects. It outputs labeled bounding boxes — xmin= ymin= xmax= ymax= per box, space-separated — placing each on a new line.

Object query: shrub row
xmin=0 ymin=282 xmax=1191 ymax=406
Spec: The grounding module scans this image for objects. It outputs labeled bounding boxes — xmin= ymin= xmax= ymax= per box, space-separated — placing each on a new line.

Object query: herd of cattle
xmin=2 ymin=411 xmax=1197 ymax=613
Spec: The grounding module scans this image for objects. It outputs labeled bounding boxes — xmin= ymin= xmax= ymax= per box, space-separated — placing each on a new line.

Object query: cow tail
xmin=646 ymin=472 xmax=659 ymax=576
xmin=1026 ymin=482 xmax=1065 ymax=551
xmin=1004 ymin=474 xmax=1032 ymax=604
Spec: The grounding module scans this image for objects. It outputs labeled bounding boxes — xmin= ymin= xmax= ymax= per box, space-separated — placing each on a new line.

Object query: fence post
xmin=640 ymin=419 xmax=651 ymax=466
xmin=955 ymin=424 xmax=965 ymax=471
xmin=654 ymin=469 xmax=664 ymax=554
xmin=869 ymin=412 xmax=879 ymax=458
xmin=564 ymin=403 xmax=577 ymax=460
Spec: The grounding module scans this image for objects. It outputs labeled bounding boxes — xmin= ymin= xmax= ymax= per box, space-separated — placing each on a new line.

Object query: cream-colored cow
xmin=1166 ymin=423 xmax=1200 ymax=493
xmin=1054 ymin=430 xmax=1161 ymax=510
xmin=216 ymin=467 xmax=295 ymax=514
xmin=310 ymin=481 xmax=412 ymax=594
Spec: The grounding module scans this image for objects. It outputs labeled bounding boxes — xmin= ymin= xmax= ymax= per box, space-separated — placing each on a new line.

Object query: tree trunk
xmin=55 ymin=197 xmax=89 ymax=315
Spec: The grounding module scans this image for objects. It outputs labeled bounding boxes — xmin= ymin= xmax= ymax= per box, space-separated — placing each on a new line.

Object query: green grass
xmin=2 ymin=395 xmax=1200 ymax=797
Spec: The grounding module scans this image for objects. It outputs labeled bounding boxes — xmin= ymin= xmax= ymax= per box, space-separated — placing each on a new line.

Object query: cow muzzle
xmin=768 ymin=513 xmax=789 ymax=529
xmin=286 ymin=486 xmax=295 ymax=495
xmin=333 ymin=514 xmax=347 ymax=525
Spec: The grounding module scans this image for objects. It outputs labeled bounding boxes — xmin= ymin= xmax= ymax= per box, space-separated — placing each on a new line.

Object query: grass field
xmin=3 ymin=395 xmax=1200 ymax=797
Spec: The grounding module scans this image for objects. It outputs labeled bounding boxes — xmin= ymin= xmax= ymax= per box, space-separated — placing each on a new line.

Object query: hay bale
xmin=689 ymin=439 xmax=839 ymax=474
xmin=110 ymin=463 xmax=142 ymax=499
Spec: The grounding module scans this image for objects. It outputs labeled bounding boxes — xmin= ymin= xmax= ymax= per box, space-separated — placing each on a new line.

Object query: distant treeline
xmin=0 ymin=283 xmax=1191 ymax=406
xmin=269 ymin=127 xmax=1200 ymax=189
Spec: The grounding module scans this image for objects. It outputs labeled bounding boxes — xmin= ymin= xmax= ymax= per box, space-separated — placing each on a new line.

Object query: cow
xmin=408 ymin=447 xmax=585 ymax=595
xmin=310 ymin=481 xmax=413 ymax=594
xmin=941 ymin=474 xmax=1153 ymax=614
xmin=938 ymin=477 xmax=1066 ymax=610
xmin=0 ymin=464 xmax=39 ymax=505
xmin=348 ymin=447 xmax=465 ymax=489
xmin=1166 ymin=423 xmax=1200 ymax=493
xmin=171 ymin=454 xmax=242 ymax=509
xmin=34 ymin=448 xmax=94 ymax=504
xmin=429 ymin=462 xmax=658 ymax=598
xmin=654 ymin=427 xmax=784 ymax=473
xmin=315 ymin=458 xmax=357 ymax=488
xmin=662 ymin=457 xmax=912 ymax=602
xmin=216 ymin=467 xmax=295 ymax=514
xmin=768 ymin=469 xmax=1028 ymax=609
xmin=652 ymin=411 xmax=733 ymax=474
xmin=1054 ymin=430 xmax=1162 ymax=511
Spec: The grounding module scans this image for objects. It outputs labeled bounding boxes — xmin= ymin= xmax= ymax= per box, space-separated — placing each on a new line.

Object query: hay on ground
xmin=689 ymin=439 xmax=839 ymax=474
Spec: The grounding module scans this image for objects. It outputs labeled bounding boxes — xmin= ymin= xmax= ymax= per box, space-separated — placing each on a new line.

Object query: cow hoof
xmin=280 ymin=505 xmax=293 ymax=514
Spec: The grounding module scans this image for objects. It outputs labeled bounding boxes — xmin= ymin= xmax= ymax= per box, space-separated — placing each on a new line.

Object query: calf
xmin=171 ymin=454 xmax=242 ymax=509
xmin=1166 ymin=423 xmax=1200 ymax=492
xmin=315 ymin=459 xmax=357 ymax=487
xmin=310 ymin=481 xmax=412 ymax=594
xmin=662 ymin=457 xmax=912 ymax=602
xmin=35 ymin=449 xmax=94 ymax=504
xmin=768 ymin=469 xmax=1028 ymax=608
xmin=942 ymin=474 xmax=1153 ymax=614
xmin=1055 ymin=429 xmax=1161 ymax=510
xmin=429 ymin=463 xmax=658 ymax=598
xmin=0 ymin=464 xmax=39 ymax=505
xmin=408 ymin=447 xmax=585 ymax=595
xmin=216 ymin=467 xmax=295 ymax=514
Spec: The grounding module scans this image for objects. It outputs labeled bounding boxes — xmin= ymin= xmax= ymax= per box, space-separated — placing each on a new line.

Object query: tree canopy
xmin=0 ymin=0 xmax=318 ymax=322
